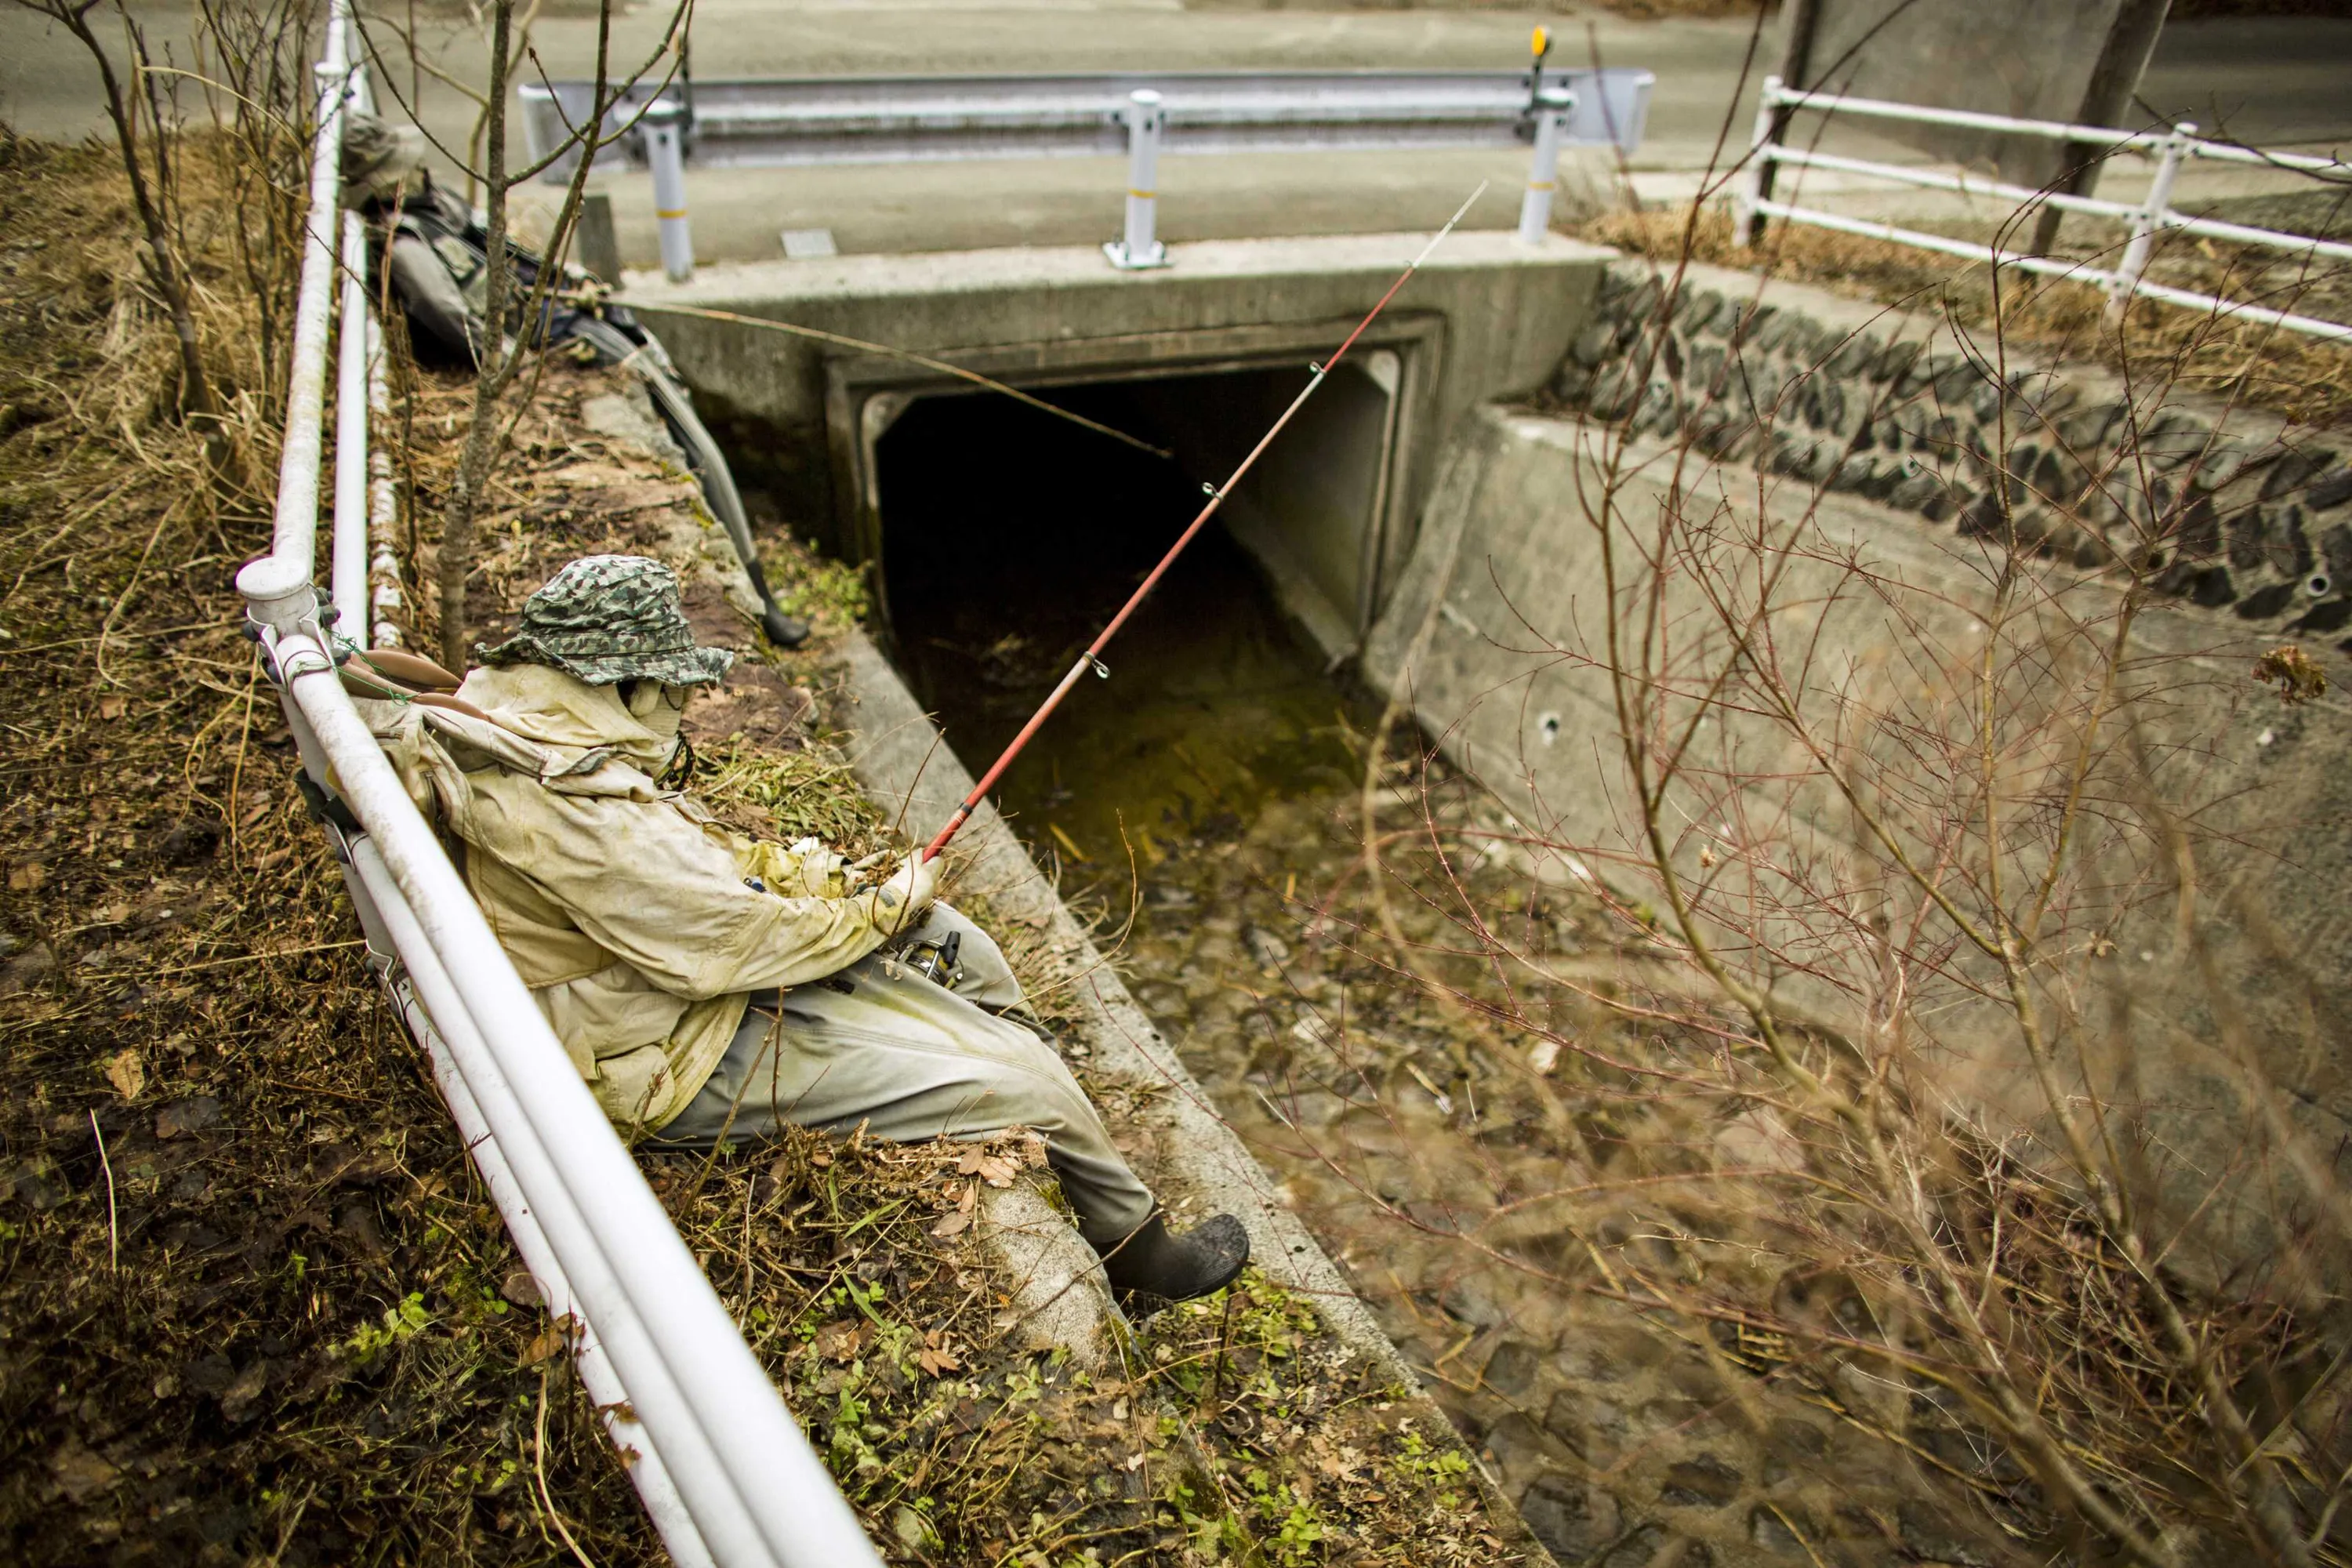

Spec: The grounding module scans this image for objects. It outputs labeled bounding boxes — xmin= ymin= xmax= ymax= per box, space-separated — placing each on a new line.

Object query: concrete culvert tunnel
xmin=874 ymin=362 xmax=1399 ymax=862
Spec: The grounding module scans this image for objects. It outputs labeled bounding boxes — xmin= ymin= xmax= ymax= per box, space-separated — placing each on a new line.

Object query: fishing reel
xmin=899 ymin=928 xmax=964 ymax=990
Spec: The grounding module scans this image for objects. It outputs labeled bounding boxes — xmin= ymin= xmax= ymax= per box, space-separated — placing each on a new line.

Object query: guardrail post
xmin=1516 ymin=85 xmax=1576 ymax=245
xmin=644 ymin=100 xmax=694 ymax=284
xmin=1104 ymin=89 xmax=1170 ymax=270
xmin=1733 ymin=74 xmax=1784 ymax=248
xmin=2107 ymin=120 xmax=2192 ymax=326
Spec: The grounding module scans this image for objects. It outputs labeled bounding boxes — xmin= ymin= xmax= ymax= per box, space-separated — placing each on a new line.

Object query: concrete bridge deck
xmin=627 ymin=228 xmax=1606 ymax=655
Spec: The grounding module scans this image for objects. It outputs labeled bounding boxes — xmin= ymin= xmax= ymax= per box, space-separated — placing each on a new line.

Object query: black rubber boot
xmin=1100 ymin=1210 xmax=1250 ymax=1305
xmin=757 ymin=604 xmax=811 ymax=649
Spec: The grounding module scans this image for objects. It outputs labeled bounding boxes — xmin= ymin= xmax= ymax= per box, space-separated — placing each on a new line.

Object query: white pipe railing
xmin=356 ymin=840 xmax=722 ymax=1568
xmin=1733 ymin=75 xmax=2352 ymax=345
xmin=332 ymin=203 xmax=371 ymax=635
xmin=234 ymin=5 xmax=884 ymax=1563
xmin=332 ymin=24 xmax=376 ymax=638
xmin=267 ymin=14 xmax=351 ymax=575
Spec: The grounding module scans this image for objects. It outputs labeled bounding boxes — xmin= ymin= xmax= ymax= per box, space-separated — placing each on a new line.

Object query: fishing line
xmin=922 ymin=183 xmax=1490 ymax=863
xmin=621 ymin=301 xmax=1174 ymax=460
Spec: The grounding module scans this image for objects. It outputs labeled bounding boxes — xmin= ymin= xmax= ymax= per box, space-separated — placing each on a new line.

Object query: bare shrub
xmin=1308 ymin=172 xmax=2352 ymax=1566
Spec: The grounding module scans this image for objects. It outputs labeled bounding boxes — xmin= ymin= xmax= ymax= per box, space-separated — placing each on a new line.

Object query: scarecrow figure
xmin=376 ymin=555 xmax=1248 ymax=1304
xmin=339 ymin=113 xmax=807 ymax=649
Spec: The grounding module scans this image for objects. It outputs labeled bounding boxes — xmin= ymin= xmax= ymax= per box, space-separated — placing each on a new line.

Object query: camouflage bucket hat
xmin=339 ymin=114 xmax=426 ymax=202
xmin=477 ymin=555 xmax=735 ymax=687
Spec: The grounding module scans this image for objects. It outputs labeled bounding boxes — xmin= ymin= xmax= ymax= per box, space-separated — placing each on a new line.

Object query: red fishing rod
xmin=922 ymin=184 xmax=1488 ymax=863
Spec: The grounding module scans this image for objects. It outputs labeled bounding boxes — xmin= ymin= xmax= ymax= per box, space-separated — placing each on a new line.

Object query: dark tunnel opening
xmin=875 ymin=368 xmax=1382 ymax=876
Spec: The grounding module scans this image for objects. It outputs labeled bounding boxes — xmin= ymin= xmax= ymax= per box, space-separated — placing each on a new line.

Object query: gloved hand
xmin=863 ymin=851 xmax=939 ymax=932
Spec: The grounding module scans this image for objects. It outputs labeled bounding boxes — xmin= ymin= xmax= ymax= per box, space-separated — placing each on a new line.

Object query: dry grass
xmin=1586 ymin=201 xmax=2352 ymax=429
xmin=0 ymin=130 xmax=662 ymax=1566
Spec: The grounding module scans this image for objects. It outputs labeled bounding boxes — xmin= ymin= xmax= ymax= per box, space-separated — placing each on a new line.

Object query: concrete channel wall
xmin=1555 ymin=260 xmax=2352 ymax=637
xmin=1363 ymin=258 xmax=2352 ymax=1272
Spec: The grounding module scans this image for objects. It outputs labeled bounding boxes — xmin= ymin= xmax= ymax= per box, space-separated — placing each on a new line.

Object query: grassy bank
xmin=0 ymin=126 xmax=1519 ymax=1567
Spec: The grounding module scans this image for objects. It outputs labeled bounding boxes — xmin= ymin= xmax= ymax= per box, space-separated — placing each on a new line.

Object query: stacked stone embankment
xmin=1552 ymin=260 xmax=2352 ymax=648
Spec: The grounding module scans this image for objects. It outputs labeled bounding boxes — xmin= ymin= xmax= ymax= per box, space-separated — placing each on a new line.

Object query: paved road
xmin=3 ymin=4 xmax=2347 ymax=266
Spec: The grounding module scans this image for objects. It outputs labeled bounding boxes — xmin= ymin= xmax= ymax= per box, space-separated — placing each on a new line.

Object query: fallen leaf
xmin=956 ymin=1147 xmax=986 ymax=1176
xmin=2254 ymin=644 xmax=2328 ymax=706
xmin=958 ymin=1179 xmax=978 ymax=1213
xmin=9 ymin=862 xmax=45 ymax=891
xmin=814 ymin=1319 xmax=871 ymax=1363
xmin=520 ymin=1321 xmax=568 ymax=1367
xmin=808 ymin=1149 xmax=833 ymax=1168
xmin=1018 ymin=1131 xmax=1049 ymax=1168
xmin=916 ymin=1330 xmax=961 ymax=1376
xmin=929 ymin=1208 xmax=973 ymax=1240
xmin=103 ymin=1049 xmax=145 ymax=1102
xmin=96 ymin=694 xmax=125 ymax=720
xmin=50 ymin=1439 xmax=118 ymax=1501
xmin=0 ymin=942 xmax=57 ymax=997
xmin=975 ymin=1154 xmax=1018 ymax=1189
xmin=500 ymin=1269 xmax=545 ymax=1309
xmin=220 ymin=1361 xmax=270 ymax=1421
xmin=154 ymin=1096 xmax=220 ymax=1138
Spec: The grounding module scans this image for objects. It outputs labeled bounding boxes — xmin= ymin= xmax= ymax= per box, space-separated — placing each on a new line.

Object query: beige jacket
xmin=375 ymin=663 xmax=913 ymax=1134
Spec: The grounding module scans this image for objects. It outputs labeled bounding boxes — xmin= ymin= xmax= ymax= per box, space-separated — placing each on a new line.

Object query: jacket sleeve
xmin=460 ymin=773 xmax=920 ymax=1001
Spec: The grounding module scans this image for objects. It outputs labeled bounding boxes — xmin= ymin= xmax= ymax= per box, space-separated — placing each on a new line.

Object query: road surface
xmin=3 ymin=4 xmax=2346 ymax=264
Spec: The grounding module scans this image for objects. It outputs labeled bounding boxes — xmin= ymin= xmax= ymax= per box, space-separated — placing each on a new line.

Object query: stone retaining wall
xmin=1548 ymin=259 xmax=2352 ymax=651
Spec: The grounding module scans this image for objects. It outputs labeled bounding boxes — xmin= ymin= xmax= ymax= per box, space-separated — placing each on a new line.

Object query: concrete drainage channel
xmin=833 ymin=630 xmax=1465 ymax=1421
xmin=632 ymin=229 xmax=2352 ymax=1566
xmin=571 ymin=376 xmax=1559 ymax=1561
xmin=617 ymin=233 xmax=1590 ymax=1560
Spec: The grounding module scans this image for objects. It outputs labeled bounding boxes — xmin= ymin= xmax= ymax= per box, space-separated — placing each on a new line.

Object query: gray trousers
xmin=651 ymin=903 xmax=1156 ymax=1247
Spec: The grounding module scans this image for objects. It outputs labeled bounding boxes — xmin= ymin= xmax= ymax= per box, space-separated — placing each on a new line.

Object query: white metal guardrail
xmin=236 ymin=7 xmax=885 ymax=1564
xmin=1733 ymin=76 xmax=2352 ymax=345
xmin=519 ymin=66 xmax=1655 ymax=279
xmin=521 ymin=69 xmax=1655 ymax=170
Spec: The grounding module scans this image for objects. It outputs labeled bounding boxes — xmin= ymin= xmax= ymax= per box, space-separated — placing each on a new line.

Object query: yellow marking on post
xmin=656 ymin=208 xmax=688 ymax=220
xmin=1127 ymin=189 xmax=1155 ymax=199
xmin=1527 ymin=181 xmax=1556 ymax=191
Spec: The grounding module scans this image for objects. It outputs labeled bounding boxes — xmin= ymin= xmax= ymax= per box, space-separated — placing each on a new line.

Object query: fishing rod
xmin=920 ymin=183 xmax=1489 ymax=864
